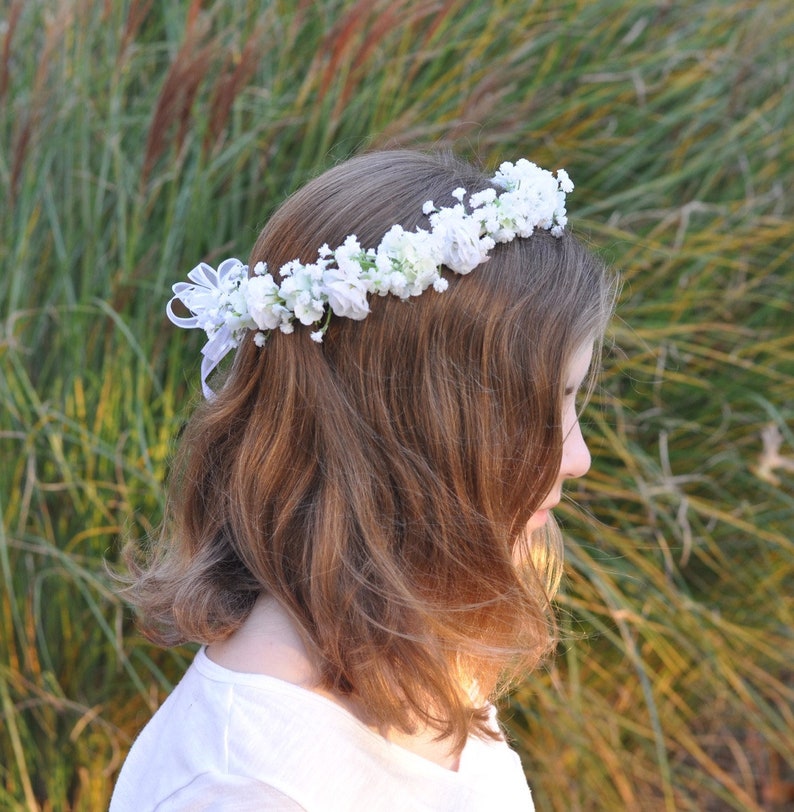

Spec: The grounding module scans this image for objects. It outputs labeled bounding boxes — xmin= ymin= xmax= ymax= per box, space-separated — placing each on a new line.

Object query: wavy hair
xmin=124 ymin=150 xmax=616 ymax=752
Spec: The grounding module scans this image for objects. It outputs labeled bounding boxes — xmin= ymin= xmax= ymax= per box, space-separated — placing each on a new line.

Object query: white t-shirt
xmin=111 ymin=648 xmax=534 ymax=811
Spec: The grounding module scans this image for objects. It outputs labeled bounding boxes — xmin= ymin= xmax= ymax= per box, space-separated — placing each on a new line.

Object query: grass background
xmin=1 ymin=0 xmax=792 ymax=809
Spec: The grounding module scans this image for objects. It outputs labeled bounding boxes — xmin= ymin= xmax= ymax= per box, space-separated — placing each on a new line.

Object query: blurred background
xmin=1 ymin=1 xmax=792 ymax=809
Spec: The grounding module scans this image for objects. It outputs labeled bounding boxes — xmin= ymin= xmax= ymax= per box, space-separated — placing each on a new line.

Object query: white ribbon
xmin=166 ymin=259 xmax=249 ymax=398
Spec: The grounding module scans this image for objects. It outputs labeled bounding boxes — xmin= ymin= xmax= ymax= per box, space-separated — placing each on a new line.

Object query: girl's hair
xmin=124 ymin=149 xmax=616 ymax=752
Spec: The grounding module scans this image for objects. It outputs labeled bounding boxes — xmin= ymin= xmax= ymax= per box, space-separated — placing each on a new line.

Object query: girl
xmin=111 ymin=149 xmax=616 ymax=810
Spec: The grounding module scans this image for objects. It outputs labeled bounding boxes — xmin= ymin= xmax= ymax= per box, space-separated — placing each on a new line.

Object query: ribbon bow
xmin=166 ymin=258 xmax=251 ymax=398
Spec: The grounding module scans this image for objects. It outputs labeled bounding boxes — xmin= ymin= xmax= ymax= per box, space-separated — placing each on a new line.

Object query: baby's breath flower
xmin=556 ymin=169 xmax=574 ymax=194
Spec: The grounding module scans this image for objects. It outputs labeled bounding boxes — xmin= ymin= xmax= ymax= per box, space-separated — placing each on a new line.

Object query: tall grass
xmin=1 ymin=1 xmax=792 ymax=809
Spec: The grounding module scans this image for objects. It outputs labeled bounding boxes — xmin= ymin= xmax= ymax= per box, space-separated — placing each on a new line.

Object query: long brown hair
xmin=125 ymin=149 xmax=616 ymax=751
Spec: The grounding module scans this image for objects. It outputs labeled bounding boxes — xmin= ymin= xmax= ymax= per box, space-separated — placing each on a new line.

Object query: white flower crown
xmin=167 ymin=159 xmax=574 ymax=397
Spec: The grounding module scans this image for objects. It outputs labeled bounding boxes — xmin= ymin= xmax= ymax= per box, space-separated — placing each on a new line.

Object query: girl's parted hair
xmin=125 ymin=150 xmax=615 ymax=751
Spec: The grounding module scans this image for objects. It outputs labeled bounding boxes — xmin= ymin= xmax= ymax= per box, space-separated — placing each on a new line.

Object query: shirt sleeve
xmin=155 ymin=773 xmax=307 ymax=811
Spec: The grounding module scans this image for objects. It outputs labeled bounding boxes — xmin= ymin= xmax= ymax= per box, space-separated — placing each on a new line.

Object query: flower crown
xmin=167 ymin=159 xmax=573 ymax=397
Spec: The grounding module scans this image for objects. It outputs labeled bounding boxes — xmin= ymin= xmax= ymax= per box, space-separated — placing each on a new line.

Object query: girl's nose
xmin=561 ymin=420 xmax=591 ymax=481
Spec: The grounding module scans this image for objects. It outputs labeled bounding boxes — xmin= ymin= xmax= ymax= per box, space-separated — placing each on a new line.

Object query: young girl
xmin=111 ymin=149 xmax=615 ymax=810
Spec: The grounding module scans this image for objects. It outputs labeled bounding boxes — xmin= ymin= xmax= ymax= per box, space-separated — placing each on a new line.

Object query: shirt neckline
xmin=193 ymin=646 xmax=489 ymax=777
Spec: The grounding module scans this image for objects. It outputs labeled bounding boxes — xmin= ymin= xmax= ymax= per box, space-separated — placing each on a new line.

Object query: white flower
xmin=557 ymin=168 xmax=574 ymax=194
xmin=430 ymin=206 xmax=492 ymax=274
xmin=323 ymin=265 xmax=370 ymax=320
xmin=469 ymin=188 xmax=497 ymax=208
xmin=247 ymin=273 xmax=285 ymax=331
xmin=376 ymin=225 xmax=442 ymax=297
xmin=361 ymin=258 xmax=392 ymax=296
xmin=294 ymin=292 xmax=326 ymax=325
xmin=388 ymin=271 xmax=409 ymax=298
xmin=330 ymin=234 xmax=372 ymax=293
xmin=279 ymin=264 xmax=326 ymax=325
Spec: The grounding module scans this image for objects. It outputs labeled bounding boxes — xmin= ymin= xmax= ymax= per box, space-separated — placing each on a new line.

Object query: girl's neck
xmin=205 ymin=593 xmax=461 ymax=771
xmin=206 ymin=594 xmax=316 ymax=686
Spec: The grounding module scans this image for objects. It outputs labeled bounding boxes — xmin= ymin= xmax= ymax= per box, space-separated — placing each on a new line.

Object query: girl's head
xmin=130 ymin=149 xmax=616 ymax=750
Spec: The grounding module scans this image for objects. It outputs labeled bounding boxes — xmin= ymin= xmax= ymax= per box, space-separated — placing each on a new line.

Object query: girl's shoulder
xmin=112 ymin=648 xmax=534 ymax=811
xmin=113 ymin=772 xmax=305 ymax=811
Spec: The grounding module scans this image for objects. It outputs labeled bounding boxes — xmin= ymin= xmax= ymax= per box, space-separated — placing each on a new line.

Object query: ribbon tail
xmin=199 ymin=327 xmax=238 ymax=399
xmin=199 ymin=354 xmax=217 ymax=400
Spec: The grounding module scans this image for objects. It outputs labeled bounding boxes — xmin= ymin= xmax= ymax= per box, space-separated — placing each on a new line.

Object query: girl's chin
xmin=526 ymin=509 xmax=550 ymax=531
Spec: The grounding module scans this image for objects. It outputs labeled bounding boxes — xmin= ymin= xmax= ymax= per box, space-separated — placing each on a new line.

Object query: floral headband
xmin=167 ymin=159 xmax=573 ymax=397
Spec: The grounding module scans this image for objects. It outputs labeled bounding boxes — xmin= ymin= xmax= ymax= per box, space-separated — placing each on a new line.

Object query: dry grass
xmin=1 ymin=1 xmax=792 ymax=809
